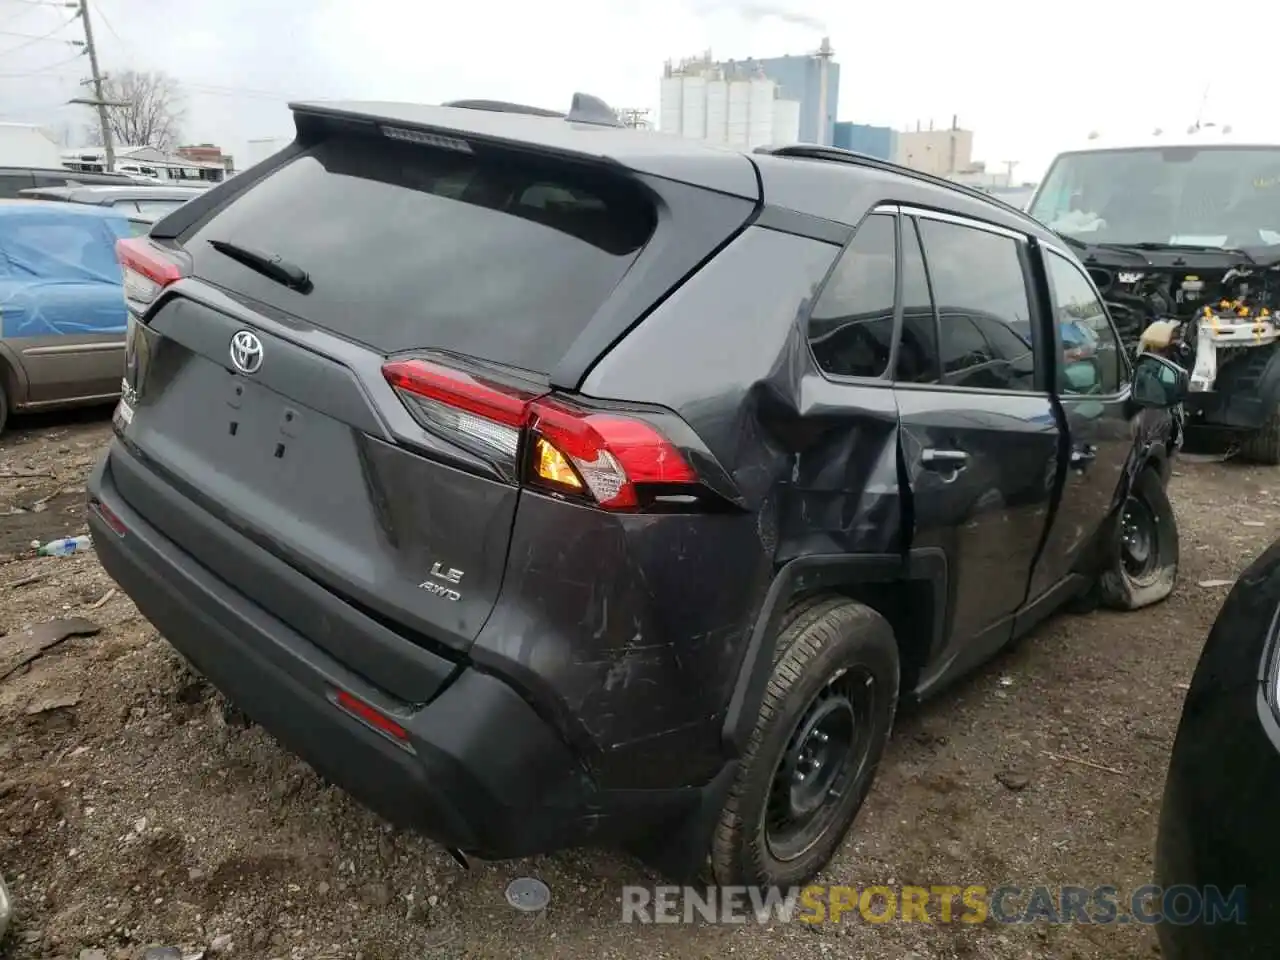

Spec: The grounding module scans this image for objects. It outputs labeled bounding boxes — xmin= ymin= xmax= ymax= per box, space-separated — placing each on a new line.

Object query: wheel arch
xmin=0 ymin=341 xmax=26 ymax=410
xmin=721 ymin=548 xmax=948 ymax=756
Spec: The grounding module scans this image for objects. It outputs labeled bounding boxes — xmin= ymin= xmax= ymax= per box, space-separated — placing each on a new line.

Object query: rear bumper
xmin=87 ymin=444 xmax=723 ymax=866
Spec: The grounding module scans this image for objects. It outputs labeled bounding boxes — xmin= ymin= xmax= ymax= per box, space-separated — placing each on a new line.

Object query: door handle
xmin=921 ymin=448 xmax=969 ymax=471
xmin=1070 ymin=444 xmax=1097 ymax=467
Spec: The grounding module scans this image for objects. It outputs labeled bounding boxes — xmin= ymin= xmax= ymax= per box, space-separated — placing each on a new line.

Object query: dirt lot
xmin=0 ymin=411 xmax=1273 ymax=960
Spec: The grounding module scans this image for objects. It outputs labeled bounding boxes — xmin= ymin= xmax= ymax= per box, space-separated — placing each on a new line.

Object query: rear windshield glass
xmin=185 ymin=135 xmax=657 ymax=373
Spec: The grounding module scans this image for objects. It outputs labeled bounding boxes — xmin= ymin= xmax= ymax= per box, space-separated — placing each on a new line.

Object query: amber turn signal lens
xmin=534 ymin=436 xmax=583 ymax=490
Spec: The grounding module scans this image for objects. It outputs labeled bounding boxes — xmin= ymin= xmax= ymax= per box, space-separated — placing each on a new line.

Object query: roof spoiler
xmin=440 ymin=91 xmax=624 ymax=128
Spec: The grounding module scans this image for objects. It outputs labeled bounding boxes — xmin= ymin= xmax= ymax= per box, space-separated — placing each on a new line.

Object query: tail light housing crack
xmin=382 ymin=357 xmax=698 ymax=511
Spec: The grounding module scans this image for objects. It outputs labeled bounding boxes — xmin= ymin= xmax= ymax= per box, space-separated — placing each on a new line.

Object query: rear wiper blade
xmin=207 ymin=239 xmax=313 ymax=293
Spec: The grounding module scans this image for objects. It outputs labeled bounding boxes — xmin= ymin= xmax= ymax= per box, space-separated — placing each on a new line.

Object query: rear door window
xmin=916 ymin=217 xmax=1037 ymax=392
xmin=184 ymin=136 xmax=658 ymax=374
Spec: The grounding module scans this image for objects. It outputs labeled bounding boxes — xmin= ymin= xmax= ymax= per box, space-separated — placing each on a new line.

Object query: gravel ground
xmin=0 ymin=410 xmax=1274 ymax=960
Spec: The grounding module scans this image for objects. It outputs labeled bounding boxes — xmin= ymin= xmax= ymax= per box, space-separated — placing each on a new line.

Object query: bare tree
xmin=85 ymin=70 xmax=185 ymax=151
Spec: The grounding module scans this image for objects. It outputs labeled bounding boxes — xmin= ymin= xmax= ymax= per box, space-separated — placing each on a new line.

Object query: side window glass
xmin=894 ymin=218 xmax=939 ymax=383
xmin=917 ymin=218 xmax=1037 ymax=392
xmin=808 ymin=213 xmax=896 ymax=379
xmin=1047 ymin=252 xmax=1123 ymax=395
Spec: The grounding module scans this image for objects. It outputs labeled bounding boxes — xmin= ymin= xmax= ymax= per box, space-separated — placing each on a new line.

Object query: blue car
xmin=0 ymin=199 xmax=146 ymax=432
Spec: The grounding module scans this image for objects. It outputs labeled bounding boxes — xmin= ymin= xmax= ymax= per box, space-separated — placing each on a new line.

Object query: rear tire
xmin=1099 ymin=467 xmax=1179 ymax=610
xmin=0 ymin=378 xmax=8 ymax=436
xmin=1240 ymin=409 xmax=1280 ymax=465
xmin=710 ymin=596 xmax=899 ymax=888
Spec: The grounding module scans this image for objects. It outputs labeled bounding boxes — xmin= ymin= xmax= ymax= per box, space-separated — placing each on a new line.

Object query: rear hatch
xmin=110 ymin=109 xmax=754 ymax=694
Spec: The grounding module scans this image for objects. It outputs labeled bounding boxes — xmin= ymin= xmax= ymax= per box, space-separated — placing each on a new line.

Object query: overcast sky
xmin=0 ymin=0 xmax=1275 ymax=180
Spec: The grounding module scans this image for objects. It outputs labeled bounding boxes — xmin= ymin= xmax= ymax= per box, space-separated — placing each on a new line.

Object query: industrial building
xmin=893 ymin=118 xmax=974 ymax=177
xmin=660 ymin=53 xmax=801 ymax=149
xmin=659 ymin=38 xmax=839 ymax=148
xmin=832 ymin=122 xmax=897 ymax=160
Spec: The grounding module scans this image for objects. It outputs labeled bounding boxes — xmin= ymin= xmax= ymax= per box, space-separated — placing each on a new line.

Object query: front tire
xmin=711 ymin=596 xmax=899 ymax=888
xmin=1240 ymin=409 xmax=1280 ymax=465
xmin=1099 ymin=467 xmax=1179 ymax=610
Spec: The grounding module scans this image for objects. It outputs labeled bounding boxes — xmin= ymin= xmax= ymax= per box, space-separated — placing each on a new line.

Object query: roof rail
xmin=441 ymin=99 xmax=566 ymax=118
xmin=441 ymin=92 xmax=624 ymax=128
xmin=755 ymin=143 xmax=1033 ymax=223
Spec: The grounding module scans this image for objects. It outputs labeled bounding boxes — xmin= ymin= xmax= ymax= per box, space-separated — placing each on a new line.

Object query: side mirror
xmin=1132 ymin=352 xmax=1189 ymax=409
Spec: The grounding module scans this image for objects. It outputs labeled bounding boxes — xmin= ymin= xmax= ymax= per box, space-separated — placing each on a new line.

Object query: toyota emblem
xmin=229 ymin=330 xmax=264 ymax=375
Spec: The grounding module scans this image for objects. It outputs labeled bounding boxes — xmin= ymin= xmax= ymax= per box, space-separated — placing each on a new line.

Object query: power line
xmin=0 ymin=47 xmax=83 ymax=76
xmin=0 ymin=17 xmax=80 ymax=55
xmin=88 ymin=0 xmax=126 ymax=50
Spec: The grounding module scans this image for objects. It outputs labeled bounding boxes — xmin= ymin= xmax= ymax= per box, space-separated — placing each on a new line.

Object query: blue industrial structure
xmin=832 ymin=122 xmax=897 ymax=161
xmin=713 ymin=39 xmax=839 ymax=145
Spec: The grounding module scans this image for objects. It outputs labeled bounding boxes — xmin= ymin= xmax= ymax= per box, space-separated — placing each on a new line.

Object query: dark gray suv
xmin=88 ymin=93 xmax=1186 ymax=887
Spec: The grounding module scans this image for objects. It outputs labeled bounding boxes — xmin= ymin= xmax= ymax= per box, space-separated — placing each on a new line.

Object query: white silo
xmin=747 ymin=78 xmax=777 ymax=147
xmin=771 ymin=98 xmax=801 ymax=145
xmin=726 ymin=79 xmax=751 ymax=147
xmin=659 ymin=75 xmax=684 ymax=135
xmin=704 ymin=77 xmax=729 ymax=144
xmin=680 ymin=74 xmax=707 ymax=140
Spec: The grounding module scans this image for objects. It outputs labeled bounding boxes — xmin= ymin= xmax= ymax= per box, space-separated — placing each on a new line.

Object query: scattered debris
xmin=995 ymin=769 xmax=1030 ymax=791
xmin=87 ymin=587 xmax=116 ymax=609
xmin=1197 ymin=579 xmax=1235 ymax=588
xmin=34 ymin=534 xmax=92 ymax=557
xmin=505 ymin=877 xmax=551 ymax=913
xmin=27 ymin=488 xmax=63 ymax=513
xmin=998 ymin=676 xmax=1014 ymax=687
xmin=1041 ymin=751 xmax=1125 ymax=776
xmin=208 ymin=933 xmax=234 ymax=954
xmin=1242 ymin=520 xmax=1265 ymax=527
xmin=141 ymin=948 xmax=193 ymax=960
xmin=4 ymin=573 xmax=43 ymax=589
xmin=0 ymin=616 xmax=101 ymax=682
xmin=23 ymin=689 xmax=82 ymax=715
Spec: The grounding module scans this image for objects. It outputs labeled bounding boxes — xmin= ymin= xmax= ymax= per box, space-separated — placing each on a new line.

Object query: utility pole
xmin=77 ymin=0 xmax=115 ymax=168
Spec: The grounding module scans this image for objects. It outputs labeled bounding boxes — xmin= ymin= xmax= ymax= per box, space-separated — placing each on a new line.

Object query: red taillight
xmin=529 ymin=400 xmax=697 ymax=509
xmin=381 ymin=358 xmax=698 ymax=510
xmin=116 ymin=237 xmax=183 ymax=309
xmin=332 ymin=689 xmax=412 ymax=750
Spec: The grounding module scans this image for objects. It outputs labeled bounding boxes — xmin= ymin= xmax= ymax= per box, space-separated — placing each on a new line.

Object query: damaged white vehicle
xmin=1028 ymin=126 xmax=1280 ymax=462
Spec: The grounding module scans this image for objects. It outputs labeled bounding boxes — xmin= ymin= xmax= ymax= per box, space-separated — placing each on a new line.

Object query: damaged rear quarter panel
xmin=471 ymin=224 xmax=903 ymax=790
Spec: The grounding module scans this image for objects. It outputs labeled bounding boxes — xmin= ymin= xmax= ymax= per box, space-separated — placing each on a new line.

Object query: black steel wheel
xmin=764 ymin=667 xmax=875 ymax=863
xmin=1100 ymin=466 xmax=1179 ymax=610
xmin=711 ymin=596 xmax=899 ymax=888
